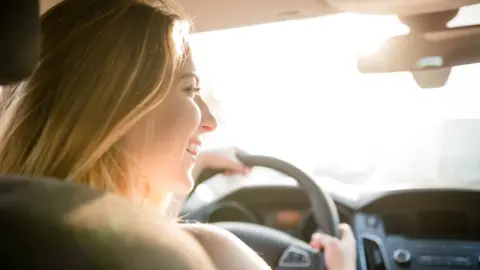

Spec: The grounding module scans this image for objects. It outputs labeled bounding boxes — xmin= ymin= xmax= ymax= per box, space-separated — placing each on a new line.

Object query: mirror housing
xmin=357 ymin=25 xmax=480 ymax=88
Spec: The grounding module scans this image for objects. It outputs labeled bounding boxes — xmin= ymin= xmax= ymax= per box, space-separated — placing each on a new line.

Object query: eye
xmin=184 ymin=86 xmax=201 ymax=97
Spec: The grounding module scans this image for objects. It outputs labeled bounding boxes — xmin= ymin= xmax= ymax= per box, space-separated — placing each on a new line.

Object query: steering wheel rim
xmin=188 ymin=154 xmax=341 ymax=269
xmin=235 ymin=154 xmax=340 ymax=237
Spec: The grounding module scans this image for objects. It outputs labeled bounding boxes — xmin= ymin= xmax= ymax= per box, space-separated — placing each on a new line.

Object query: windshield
xmin=191 ymin=4 xmax=480 ymax=186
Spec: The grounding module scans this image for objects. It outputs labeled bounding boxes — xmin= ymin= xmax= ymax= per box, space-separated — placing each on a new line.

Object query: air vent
xmin=363 ymin=238 xmax=387 ymax=270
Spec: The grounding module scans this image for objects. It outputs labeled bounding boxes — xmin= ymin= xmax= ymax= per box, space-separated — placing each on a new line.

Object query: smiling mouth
xmin=186 ymin=143 xmax=199 ymax=156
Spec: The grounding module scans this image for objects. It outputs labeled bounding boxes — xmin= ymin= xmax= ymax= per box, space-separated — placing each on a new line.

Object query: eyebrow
xmin=179 ymin=72 xmax=200 ymax=85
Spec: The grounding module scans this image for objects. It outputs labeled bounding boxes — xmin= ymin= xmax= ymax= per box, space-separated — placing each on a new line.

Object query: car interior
xmin=2 ymin=0 xmax=480 ymax=269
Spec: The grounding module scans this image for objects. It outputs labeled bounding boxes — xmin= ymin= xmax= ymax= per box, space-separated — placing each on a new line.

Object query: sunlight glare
xmin=357 ymin=38 xmax=387 ymax=57
xmin=191 ymin=6 xmax=480 ymax=179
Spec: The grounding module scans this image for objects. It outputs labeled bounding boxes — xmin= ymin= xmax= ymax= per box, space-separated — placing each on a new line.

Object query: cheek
xmin=127 ymin=95 xmax=200 ymax=155
xmin=156 ymin=96 xmax=201 ymax=140
xmin=146 ymin=97 xmax=202 ymax=172
xmin=151 ymin=98 xmax=201 ymax=191
xmin=125 ymin=93 xmax=202 ymax=191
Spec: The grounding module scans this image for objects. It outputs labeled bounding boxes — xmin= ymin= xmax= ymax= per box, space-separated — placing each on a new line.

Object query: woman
xmin=0 ymin=0 xmax=355 ymax=269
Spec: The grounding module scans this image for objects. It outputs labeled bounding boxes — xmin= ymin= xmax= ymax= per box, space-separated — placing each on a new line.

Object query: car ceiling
xmin=40 ymin=0 xmax=479 ymax=32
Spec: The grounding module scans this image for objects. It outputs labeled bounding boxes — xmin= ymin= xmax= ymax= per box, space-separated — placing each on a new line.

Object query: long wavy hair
xmin=0 ymin=0 xmax=191 ymax=210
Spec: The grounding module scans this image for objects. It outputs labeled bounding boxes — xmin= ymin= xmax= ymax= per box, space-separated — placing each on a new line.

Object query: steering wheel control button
xmin=278 ymin=246 xmax=311 ymax=268
xmin=393 ymin=249 xmax=411 ymax=266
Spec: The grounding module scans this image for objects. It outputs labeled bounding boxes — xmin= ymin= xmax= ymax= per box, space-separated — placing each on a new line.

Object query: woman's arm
xmin=192 ymin=147 xmax=250 ymax=180
xmin=180 ymin=223 xmax=271 ymax=270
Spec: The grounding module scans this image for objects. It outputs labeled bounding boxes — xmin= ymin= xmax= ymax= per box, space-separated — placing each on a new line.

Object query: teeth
xmin=187 ymin=143 xmax=199 ymax=154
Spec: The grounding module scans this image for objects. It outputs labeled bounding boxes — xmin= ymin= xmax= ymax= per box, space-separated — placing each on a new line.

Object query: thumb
xmin=222 ymin=155 xmax=246 ymax=172
xmin=338 ymin=223 xmax=354 ymax=242
xmin=230 ymin=148 xmax=250 ymax=172
xmin=310 ymin=232 xmax=339 ymax=250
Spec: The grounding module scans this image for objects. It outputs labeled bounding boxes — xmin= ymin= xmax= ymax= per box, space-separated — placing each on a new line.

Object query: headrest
xmin=0 ymin=1 xmax=40 ymax=84
xmin=0 ymin=176 xmax=206 ymax=269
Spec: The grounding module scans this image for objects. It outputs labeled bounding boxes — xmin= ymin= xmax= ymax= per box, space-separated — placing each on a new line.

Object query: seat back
xmin=0 ymin=1 xmax=40 ymax=84
xmin=0 ymin=176 xmax=213 ymax=270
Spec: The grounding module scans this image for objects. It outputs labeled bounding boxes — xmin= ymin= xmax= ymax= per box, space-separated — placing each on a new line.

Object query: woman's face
xmin=128 ymin=56 xmax=217 ymax=195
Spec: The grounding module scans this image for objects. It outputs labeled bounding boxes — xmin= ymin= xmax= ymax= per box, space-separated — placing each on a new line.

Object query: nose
xmin=198 ymin=97 xmax=218 ymax=133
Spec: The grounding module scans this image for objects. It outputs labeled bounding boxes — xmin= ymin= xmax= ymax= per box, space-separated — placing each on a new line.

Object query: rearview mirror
xmin=357 ymin=25 xmax=480 ymax=73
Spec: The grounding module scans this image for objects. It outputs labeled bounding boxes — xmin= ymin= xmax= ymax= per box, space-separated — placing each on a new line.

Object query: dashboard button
xmin=393 ymin=249 xmax=411 ymax=265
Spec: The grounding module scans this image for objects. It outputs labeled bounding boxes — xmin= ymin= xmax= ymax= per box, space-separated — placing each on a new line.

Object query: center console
xmin=354 ymin=190 xmax=480 ymax=270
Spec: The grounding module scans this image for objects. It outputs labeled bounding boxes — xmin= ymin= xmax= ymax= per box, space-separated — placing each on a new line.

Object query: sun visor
xmin=0 ymin=1 xmax=40 ymax=85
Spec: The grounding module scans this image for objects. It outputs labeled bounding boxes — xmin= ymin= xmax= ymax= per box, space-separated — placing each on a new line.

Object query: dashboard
xmin=182 ymin=178 xmax=480 ymax=270
xmin=200 ymin=190 xmax=353 ymax=242
xmin=356 ymin=190 xmax=480 ymax=270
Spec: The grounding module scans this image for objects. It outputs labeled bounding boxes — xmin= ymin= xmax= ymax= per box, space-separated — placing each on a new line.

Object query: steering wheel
xmin=192 ymin=154 xmax=340 ymax=269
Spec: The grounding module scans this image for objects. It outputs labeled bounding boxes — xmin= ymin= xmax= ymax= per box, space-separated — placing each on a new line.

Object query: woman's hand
xmin=310 ymin=223 xmax=357 ymax=270
xmin=192 ymin=147 xmax=251 ymax=180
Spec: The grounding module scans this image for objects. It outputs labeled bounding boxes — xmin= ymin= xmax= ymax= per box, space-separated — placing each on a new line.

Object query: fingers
xmin=224 ymin=148 xmax=251 ymax=175
xmin=233 ymin=149 xmax=251 ymax=171
xmin=235 ymin=148 xmax=251 ymax=174
xmin=310 ymin=232 xmax=340 ymax=251
xmin=223 ymin=166 xmax=250 ymax=176
xmin=338 ymin=223 xmax=354 ymax=242
xmin=223 ymin=170 xmax=234 ymax=176
xmin=310 ymin=223 xmax=353 ymax=250
xmin=310 ymin=232 xmax=323 ymax=250
xmin=222 ymin=160 xmax=249 ymax=174
xmin=233 ymin=147 xmax=249 ymax=155
xmin=311 ymin=224 xmax=357 ymax=270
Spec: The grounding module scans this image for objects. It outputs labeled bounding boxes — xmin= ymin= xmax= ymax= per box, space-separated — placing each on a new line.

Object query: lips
xmin=186 ymin=139 xmax=201 ymax=156
xmin=186 ymin=143 xmax=199 ymax=156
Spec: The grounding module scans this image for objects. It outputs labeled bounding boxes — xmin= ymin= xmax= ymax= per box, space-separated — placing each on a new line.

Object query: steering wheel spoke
xmin=215 ymin=221 xmax=326 ymax=270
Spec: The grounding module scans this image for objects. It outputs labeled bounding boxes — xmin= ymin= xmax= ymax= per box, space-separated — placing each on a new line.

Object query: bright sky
xmin=190 ymin=4 xmax=480 ymax=178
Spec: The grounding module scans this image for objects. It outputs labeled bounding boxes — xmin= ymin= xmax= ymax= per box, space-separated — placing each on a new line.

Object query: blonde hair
xmin=0 ymin=0 xmax=191 ymax=209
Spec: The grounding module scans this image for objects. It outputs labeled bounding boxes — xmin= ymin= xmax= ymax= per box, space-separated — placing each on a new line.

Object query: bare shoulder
xmin=64 ymin=192 xmax=216 ymax=270
xmin=146 ymin=222 xmax=217 ymax=269
xmin=179 ymin=223 xmax=271 ymax=270
xmin=179 ymin=223 xmax=238 ymax=242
